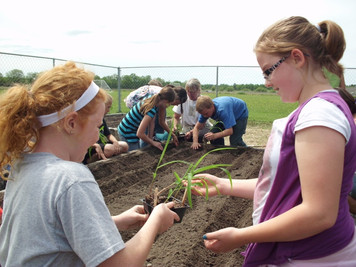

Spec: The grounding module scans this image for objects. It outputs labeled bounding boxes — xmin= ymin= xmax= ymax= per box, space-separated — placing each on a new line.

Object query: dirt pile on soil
xmin=88 ymin=142 xmax=264 ymax=266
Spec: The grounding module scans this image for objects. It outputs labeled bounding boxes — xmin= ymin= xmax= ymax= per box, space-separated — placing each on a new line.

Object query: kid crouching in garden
xmin=190 ymin=16 xmax=356 ymax=266
xmin=191 ymin=95 xmax=248 ymax=150
xmin=118 ymin=85 xmax=186 ymax=151
xmin=0 ymin=62 xmax=179 ymax=266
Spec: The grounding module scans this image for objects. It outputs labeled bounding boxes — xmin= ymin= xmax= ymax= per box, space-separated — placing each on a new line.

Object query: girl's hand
xmin=152 ymin=141 xmax=163 ymax=151
xmin=113 ymin=205 xmax=148 ymax=230
xmin=203 ymin=227 xmax=243 ymax=253
xmin=150 ymin=202 xmax=180 ymax=234
xmin=188 ymin=173 xmax=221 ymax=197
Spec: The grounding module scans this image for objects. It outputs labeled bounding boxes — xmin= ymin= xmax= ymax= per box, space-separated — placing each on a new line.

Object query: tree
xmin=103 ymin=74 xmax=119 ymax=89
xmin=120 ymin=73 xmax=152 ymax=89
xmin=6 ymin=69 xmax=25 ymax=84
xmin=25 ymin=72 xmax=38 ymax=84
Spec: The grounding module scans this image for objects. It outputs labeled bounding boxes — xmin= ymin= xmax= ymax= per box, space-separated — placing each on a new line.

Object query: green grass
xmin=108 ymin=89 xmax=298 ymax=124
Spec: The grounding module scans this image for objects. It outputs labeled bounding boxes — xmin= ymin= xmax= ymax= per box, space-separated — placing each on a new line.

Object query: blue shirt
xmin=198 ymin=96 xmax=248 ymax=128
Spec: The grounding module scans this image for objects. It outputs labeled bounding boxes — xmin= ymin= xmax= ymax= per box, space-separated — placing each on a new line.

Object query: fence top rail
xmin=120 ymin=65 xmax=260 ymax=69
xmin=2 ymin=51 xmax=356 ymax=70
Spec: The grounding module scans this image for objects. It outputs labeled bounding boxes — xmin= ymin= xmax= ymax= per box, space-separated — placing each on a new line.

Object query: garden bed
xmin=88 ymin=141 xmax=264 ymax=266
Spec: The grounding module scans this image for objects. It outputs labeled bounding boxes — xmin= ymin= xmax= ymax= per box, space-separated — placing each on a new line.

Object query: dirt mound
xmin=88 ymin=142 xmax=264 ymax=266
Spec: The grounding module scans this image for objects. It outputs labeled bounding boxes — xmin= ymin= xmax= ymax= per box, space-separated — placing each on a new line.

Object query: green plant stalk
xmin=149 ymin=124 xmax=174 ymax=195
xmin=88 ymin=125 xmax=107 ymax=159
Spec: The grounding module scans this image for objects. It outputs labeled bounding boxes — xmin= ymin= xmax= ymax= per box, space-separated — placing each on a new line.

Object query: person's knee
xmin=119 ymin=141 xmax=129 ymax=153
xmin=104 ymin=145 xmax=116 ymax=158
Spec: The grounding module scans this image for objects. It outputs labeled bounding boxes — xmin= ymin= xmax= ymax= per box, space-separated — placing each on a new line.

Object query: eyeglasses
xmin=263 ymin=55 xmax=289 ymax=80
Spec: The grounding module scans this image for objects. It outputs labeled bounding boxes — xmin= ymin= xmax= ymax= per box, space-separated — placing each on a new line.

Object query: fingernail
xmin=203 ymin=235 xmax=207 ymax=240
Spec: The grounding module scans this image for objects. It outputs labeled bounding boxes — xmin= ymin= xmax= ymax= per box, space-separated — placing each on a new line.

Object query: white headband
xmin=315 ymin=24 xmax=321 ymax=32
xmin=37 ymin=81 xmax=100 ymax=127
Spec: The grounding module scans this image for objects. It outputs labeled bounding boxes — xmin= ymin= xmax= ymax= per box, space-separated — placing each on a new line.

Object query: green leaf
xmin=167 ymin=188 xmax=173 ymax=200
xmin=192 ymin=147 xmax=236 ymax=170
xmin=203 ymin=177 xmax=221 ymax=196
xmin=173 ymin=172 xmax=182 ymax=183
xmin=220 ymin=167 xmax=233 ymax=188
xmin=187 ymin=172 xmax=193 ymax=208
xmin=193 ymin=164 xmax=232 ymax=174
xmin=157 ymin=160 xmax=190 ymax=169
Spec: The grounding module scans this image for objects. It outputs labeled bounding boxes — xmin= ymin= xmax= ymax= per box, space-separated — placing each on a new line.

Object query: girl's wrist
xmin=220 ymin=178 xmax=232 ymax=195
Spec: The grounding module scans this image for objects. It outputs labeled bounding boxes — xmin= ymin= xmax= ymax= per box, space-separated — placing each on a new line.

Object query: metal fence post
xmin=216 ymin=66 xmax=219 ymax=97
xmin=117 ymin=67 xmax=121 ymax=113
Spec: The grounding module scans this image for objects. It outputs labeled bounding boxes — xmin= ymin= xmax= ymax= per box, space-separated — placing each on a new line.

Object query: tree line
xmin=0 ymin=69 xmax=271 ymax=92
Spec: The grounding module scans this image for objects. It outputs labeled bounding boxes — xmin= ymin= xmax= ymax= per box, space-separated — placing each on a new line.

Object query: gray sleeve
xmin=56 ymin=180 xmax=125 ymax=267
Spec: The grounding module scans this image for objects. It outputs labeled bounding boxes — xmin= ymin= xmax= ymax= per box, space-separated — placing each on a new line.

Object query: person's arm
xmin=203 ymin=126 xmax=346 ymax=253
xmin=112 ymin=205 xmax=148 ymax=231
xmin=191 ymin=122 xmax=205 ymax=150
xmin=148 ymin=116 xmax=155 ymax=139
xmin=191 ymin=173 xmax=257 ymax=199
xmin=99 ymin=202 xmax=180 ymax=267
xmin=204 ymin=127 xmax=233 ymax=141
xmin=107 ymin=134 xmax=118 ymax=144
xmin=158 ymin=106 xmax=170 ymax=133
xmin=137 ymin=115 xmax=163 ymax=150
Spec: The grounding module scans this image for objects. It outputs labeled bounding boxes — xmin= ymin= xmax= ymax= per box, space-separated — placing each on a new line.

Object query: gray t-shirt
xmin=0 ymin=153 xmax=125 ymax=267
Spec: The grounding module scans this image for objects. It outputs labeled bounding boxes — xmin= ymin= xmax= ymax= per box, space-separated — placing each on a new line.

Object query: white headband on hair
xmin=37 ymin=81 xmax=99 ymax=127
xmin=316 ymin=24 xmax=321 ymax=32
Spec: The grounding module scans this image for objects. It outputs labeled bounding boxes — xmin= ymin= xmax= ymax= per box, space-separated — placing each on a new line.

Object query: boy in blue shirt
xmin=191 ymin=95 xmax=248 ymax=150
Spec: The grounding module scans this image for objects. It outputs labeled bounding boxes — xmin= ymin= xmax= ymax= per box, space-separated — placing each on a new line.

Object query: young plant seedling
xmin=148 ymin=128 xmax=235 ymax=208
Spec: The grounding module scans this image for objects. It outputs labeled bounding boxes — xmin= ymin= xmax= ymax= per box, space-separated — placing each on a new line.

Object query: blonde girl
xmin=192 ymin=16 xmax=356 ymax=266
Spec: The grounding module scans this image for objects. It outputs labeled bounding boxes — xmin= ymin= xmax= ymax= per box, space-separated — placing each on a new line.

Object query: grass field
xmin=109 ymin=89 xmax=298 ymax=125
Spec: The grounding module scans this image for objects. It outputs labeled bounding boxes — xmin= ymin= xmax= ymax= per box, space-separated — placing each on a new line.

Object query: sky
xmin=1 ymin=0 xmax=356 ymax=69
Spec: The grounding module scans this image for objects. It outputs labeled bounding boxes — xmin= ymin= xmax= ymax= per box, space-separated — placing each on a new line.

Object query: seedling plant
xmin=148 ymin=128 xmax=235 ymax=208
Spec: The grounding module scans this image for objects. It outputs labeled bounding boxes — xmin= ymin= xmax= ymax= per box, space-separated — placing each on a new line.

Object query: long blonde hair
xmin=0 ymin=61 xmax=106 ymax=174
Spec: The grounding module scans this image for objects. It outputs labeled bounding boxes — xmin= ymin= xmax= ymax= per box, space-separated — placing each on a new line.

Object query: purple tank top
xmin=243 ymin=91 xmax=356 ymax=266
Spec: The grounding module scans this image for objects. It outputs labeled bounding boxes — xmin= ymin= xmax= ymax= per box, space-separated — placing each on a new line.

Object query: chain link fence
xmin=1 ymin=51 xmax=356 ymax=111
